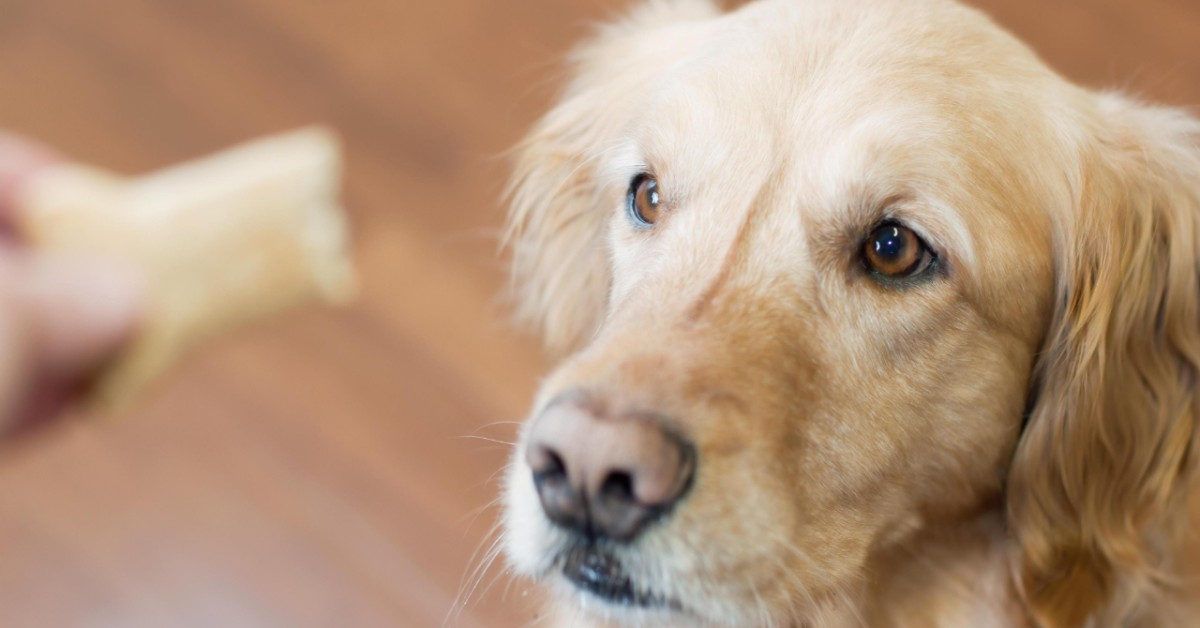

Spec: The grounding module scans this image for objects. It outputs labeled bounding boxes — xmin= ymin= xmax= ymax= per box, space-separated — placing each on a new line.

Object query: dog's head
xmin=501 ymin=0 xmax=1200 ymax=624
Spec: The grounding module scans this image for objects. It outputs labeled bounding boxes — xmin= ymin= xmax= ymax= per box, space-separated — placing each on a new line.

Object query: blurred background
xmin=0 ymin=0 xmax=1195 ymax=626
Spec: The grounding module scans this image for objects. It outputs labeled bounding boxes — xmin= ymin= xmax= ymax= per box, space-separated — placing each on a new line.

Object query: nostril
xmin=592 ymin=468 xmax=655 ymax=543
xmin=533 ymin=448 xmax=567 ymax=484
xmin=529 ymin=444 xmax=589 ymax=533
xmin=599 ymin=470 xmax=635 ymax=504
xmin=548 ymin=448 xmax=566 ymax=476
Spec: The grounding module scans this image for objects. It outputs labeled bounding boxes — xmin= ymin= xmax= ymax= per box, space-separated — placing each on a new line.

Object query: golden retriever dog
xmin=499 ymin=0 xmax=1200 ymax=625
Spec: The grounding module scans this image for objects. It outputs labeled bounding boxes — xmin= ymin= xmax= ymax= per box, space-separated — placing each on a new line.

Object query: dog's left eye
xmin=862 ymin=222 xmax=935 ymax=279
xmin=627 ymin=174 xmax=661 ymax=228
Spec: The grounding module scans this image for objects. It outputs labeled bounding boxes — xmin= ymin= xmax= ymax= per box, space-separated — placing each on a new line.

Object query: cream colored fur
xmin=502 ymin=0 xmax=1200 ymax=625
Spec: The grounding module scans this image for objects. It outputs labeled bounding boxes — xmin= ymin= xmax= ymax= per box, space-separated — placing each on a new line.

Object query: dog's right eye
xmin=627 ymin=174 xmax=661 ymax=228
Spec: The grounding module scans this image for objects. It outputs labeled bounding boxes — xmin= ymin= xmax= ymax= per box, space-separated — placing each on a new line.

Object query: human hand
xmin=0 ymin=134 xmax=141 ymax=435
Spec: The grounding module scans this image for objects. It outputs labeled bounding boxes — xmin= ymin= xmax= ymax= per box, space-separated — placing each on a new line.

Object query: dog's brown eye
xmin=627 ymin=174 xmax=661 ymax=228
xmin=863 ymin=222 xmax=934 ymax=278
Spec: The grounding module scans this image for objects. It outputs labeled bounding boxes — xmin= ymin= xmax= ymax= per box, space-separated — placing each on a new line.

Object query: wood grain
xmin=0 ymin=0 xmax=1195 ymax=626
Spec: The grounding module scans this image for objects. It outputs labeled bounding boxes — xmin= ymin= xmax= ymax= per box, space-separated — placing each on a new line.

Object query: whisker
xmin=483 ymin=462 xmax=513 ymax=488
xmin=457 ymin=496 xmax=504 ymax=528
xmin=447 ymin=520 xmax=508 ymax=627
xmin=456 ymin=434 xmax=519 ymax=447
xmin=470 ymin=420 xmax=525 ymax=432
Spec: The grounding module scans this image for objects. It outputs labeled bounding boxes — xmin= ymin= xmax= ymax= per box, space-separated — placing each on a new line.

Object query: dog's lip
xmin=560 ymin=545 xmax=679 ymax=610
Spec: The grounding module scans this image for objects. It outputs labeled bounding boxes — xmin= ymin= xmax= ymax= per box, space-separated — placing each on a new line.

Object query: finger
xmin=10 ymin=251 xmax=144 ymax=374
xmin=0 ymin=133 xmax=62 ymax=228
xmin=0 ymin=250 xmax=143 ymax=434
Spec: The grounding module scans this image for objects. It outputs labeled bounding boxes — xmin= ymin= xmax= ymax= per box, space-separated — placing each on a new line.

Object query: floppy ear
xmin=504 ymin=0 xmax=720 ymax=358
xmin=1008 ymin=94 xmax=1200 ymax=627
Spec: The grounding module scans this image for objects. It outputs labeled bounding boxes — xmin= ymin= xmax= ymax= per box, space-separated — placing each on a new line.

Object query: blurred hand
xmin=0 ymin=134 xmax=141 ymax=434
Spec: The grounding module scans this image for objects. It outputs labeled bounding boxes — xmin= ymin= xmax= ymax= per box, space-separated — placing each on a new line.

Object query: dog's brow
xmin=597 ymin=141 xmax=649 ymax=190
xmin=684 ymin=184 xmax=774 ymax=323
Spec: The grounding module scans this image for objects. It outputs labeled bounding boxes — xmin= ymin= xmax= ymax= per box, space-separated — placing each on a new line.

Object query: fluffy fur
xmin=501 ymin=0 xmax=1200 ymax=625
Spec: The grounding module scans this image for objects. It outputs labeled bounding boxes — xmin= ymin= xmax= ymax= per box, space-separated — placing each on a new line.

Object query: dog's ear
xmin=504 ymin=0 xmax=720 ymax=358
xmin=1008 ymin=95 xmax=1200 ymax=626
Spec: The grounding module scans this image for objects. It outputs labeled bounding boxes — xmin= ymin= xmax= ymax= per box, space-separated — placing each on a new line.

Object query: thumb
xmin=6 ymin=251 xmax=143 ymax=373
xmin=0 ymin=251 xmax=143 ymax=431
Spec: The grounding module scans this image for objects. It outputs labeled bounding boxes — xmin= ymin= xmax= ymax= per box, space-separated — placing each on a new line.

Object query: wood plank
xmin=0 ymin=0 xmax=1195 ymax=626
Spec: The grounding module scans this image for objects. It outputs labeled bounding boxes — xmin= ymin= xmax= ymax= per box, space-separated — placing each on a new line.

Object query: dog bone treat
xmin=15 ymin=127 xmax=356 ymax=410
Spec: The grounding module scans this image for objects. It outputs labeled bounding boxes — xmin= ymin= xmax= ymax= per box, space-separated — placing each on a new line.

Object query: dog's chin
xmin=506 ymin=470 xmax=785 ymax=625
xmin=556 ymin=544 xmax=680 ymax=611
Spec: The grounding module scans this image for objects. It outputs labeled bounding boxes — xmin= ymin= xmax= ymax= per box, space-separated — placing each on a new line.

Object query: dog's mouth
xmin=560 ymin=545 xmax=678 ymax=610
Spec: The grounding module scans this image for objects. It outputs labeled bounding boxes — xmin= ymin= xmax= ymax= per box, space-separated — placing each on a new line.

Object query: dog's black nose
xmin=525 ymin=402 xmax=694 ymax=542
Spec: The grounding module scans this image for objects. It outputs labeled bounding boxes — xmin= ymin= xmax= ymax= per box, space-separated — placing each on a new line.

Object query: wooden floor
xmin=0 ymin=0 xmax=1195 ymax=626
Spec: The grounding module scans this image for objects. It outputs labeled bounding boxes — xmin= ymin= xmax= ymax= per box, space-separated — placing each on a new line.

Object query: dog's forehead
xmin=608 ymin=0 xmax=1071 ymax=318
xmin=627 ymin=0 xmax=1073 ymax=235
